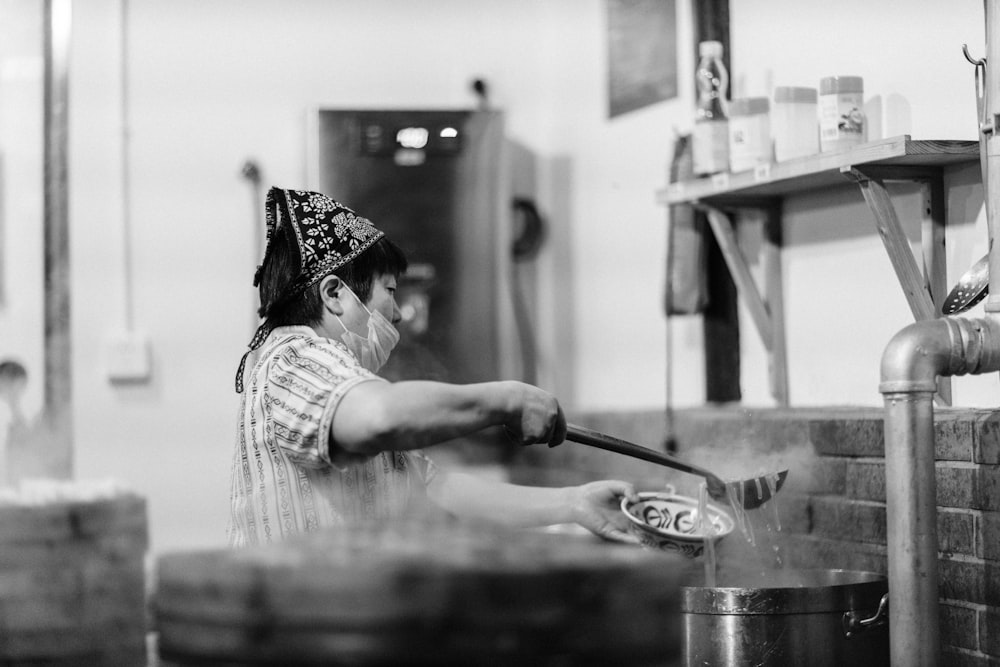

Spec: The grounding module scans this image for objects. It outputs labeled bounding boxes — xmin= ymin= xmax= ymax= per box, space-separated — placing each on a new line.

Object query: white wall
xmin=0 ymin=0 xmax=991 ymax=552
xmin=63 ymin=0 xmax=684 ymax=552
xmin=0 ymin=2 xmax=45 ymax=422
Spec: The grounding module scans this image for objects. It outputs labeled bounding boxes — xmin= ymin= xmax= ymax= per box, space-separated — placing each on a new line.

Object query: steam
xmin=0 ymin=477 xmax=133 ymax=504
xmin=679 ymin=439 xmax=817 ymax=498
xmin=5 ymin=417 xmax=73 ymax=486
xmin=678 ymin=440 xmax=820 ymax=580
xmin=0 ymin=359 xmax=73 ymax=488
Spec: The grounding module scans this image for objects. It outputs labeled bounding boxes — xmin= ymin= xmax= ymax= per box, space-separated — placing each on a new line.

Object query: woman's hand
xmin=502 ymin=382 xmax=567 ymax=447
xmin=428 ymin=473 xmax=642 ymax=539
xmin=568 ymin=480 xmax=641 ymax=544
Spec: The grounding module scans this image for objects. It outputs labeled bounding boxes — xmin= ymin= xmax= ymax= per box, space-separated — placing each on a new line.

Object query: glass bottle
xmin=692 ymin=40 xmax=730 ymax=176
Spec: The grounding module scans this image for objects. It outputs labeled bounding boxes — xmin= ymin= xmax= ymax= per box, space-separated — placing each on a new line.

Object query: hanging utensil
xmin=943 ymin=252 xmax=990 ymax=314
xmin=943 ymin=47 xmax=992 ymax=316
xmin=963 ymin=44 xmax=989 ymax=190
xmin=565 ymin=424 xmax=787 ymax=510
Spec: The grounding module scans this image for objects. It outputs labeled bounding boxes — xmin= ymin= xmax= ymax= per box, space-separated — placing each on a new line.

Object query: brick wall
xmin=510 ymin=407 xmax=1000 ymax=666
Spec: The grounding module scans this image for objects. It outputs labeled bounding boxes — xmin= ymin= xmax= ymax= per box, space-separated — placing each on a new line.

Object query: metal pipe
xmin=880 ymin=5 xmax=1000 ymax=665
xmin=984 ymin=0 xmax=1000 ymax=308
xmin=880 ymin=316 xmax=1000 ymax=667
xmin=43 ymin=0 xmax=73 ymax=472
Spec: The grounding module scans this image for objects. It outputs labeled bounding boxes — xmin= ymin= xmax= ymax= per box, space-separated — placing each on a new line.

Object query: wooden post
xmin=762 ymin=201 xmax=789 ymax=405
xmin=694 ymin=0 xmax=739 ymax=404
xmin=921 ymin=176 xmax=952 ymax=405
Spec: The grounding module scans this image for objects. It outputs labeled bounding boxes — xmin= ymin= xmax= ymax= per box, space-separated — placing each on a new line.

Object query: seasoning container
xmin=772 ymin=86 xmax=819 ymax=161
xmin=727 ymin=96 xmax=771 ymax=173
xmin=819 ymin=76 xmax=865 ymax=152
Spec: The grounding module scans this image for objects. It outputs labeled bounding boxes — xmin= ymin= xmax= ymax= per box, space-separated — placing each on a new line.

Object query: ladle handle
xmin=564 ymin=424 xmax=722 ymax=485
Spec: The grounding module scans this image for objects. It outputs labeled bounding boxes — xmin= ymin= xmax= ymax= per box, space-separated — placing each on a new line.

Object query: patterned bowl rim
xmin=620 ymin=489 xmax=735 ymax=542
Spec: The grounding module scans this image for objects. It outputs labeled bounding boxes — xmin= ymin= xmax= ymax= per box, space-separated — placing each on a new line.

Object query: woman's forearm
xmin=333 ymin=379 xmax=548 ymax=454
xmin=427 ymin=471 xmax=576 ymax=528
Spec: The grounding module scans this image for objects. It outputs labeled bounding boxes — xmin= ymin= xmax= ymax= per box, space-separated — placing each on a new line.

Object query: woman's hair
xmin=257 ymin=222 xmax=407 ymax=327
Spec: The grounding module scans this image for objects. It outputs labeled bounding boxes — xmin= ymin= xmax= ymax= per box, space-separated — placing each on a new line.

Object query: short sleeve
xmin=261 ymin=335 xmax=384 ymax=469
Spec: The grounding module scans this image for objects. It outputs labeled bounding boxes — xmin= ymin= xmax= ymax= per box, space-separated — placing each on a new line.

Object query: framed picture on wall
xmin=606 ymin=0 xmax=678 ymax=118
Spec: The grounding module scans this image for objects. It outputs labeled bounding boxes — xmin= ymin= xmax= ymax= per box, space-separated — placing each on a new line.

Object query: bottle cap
xmin=729 ymin=97 xmax=770 ymax=116
xmin=774 ymin=86 xmax=818 ymax=104
xmin=820 ymin=76 xmax=864 ymax=95
xmin=699 ymin=40 xmax=724 ymax=58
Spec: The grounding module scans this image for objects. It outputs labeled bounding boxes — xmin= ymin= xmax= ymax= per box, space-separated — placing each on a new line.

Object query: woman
xmin=228 ymin=187 xmax=638 ymax=547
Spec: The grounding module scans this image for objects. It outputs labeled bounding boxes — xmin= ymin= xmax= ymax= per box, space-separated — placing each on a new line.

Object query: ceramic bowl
xmin=620 ymin=488 xmax=734 ymax=558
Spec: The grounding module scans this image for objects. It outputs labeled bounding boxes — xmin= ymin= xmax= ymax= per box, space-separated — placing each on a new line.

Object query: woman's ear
xmin=319 ymin=275 xmax=345 ymax=315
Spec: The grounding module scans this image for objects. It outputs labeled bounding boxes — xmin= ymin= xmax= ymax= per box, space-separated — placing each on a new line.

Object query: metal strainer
xmin=943 ymin=253 xmax=989 ymax=315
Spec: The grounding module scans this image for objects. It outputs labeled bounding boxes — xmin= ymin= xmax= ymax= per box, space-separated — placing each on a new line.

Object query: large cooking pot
xmin=0 ymin=484 xmax=148 ymax=666
xmin=155 ymin=519 xmax=686 ymax=666
xmin=681 ymin=568 xmax=889 ymax=667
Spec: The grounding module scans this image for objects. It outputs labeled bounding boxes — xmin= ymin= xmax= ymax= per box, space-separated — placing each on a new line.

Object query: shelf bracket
xmin=842 ymin=164 xmax=952 ymax=405
xmin=842 ymin=166 xmax=938 ymax=321
xmin=699 ymin=203 xmax=789 ymax=405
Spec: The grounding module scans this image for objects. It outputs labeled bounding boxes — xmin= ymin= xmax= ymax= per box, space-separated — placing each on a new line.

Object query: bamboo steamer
xmin=156 ymin=519 xmax=685 ymax=666
xmin=0 ymin=482 xmax=149 ymax=666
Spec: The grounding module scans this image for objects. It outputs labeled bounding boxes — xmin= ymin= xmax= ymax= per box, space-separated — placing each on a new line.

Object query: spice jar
xmin=819 ymin=76 xmax=865 ymax=152
xmin=728 ymin=97 xmax=771 ymax=172
xmin=772 ymin=86 xmax=818 ymax=161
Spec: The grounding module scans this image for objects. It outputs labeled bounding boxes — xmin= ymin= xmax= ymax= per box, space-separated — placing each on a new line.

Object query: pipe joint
xmin=880 ymin=316 xmax=1000 ymax=395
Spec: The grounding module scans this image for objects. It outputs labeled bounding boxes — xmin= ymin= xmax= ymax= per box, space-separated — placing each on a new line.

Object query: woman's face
xmin=339 ymin=273 xmax=400 ymax=339
xmin=365 ymin=274 xmax=401 ymax=325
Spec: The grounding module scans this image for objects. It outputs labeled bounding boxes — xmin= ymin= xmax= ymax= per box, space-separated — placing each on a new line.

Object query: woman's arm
xmin=427 ymin=471 xmax=641 ymax=544
xmin=332 ymin=379 xmax=566 ymax=455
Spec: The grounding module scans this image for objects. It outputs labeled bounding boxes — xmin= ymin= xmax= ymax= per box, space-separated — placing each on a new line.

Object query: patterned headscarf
xmin=235 ymin=187 xmax=385 ymax=392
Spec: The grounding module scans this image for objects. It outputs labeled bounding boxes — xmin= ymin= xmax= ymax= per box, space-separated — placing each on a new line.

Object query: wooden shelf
xmin=658 ymin=135 xmax=978 ymax=406
xmin=659 ymin=136 xmax=978 ymax=206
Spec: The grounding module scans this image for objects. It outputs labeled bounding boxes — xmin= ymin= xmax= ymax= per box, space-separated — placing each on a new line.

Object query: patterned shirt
xmin=227 ymin=326 xmax=437 ymax=547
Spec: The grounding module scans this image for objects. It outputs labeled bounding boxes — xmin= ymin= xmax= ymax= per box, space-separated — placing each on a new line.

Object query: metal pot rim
xmin=680 ymin=568 xmax=888 ymax=615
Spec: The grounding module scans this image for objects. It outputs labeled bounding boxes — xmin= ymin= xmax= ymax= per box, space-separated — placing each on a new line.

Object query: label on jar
xmin=819 ymin=92 xmax=865 ymax=152
xmin=693 ymin=120 xmax=729 ymax=175
xmin=728 ymin=113 xmax=771 ymax=173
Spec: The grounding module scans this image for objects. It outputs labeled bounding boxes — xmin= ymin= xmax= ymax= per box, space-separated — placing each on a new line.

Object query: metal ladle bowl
xmin=943 ymin=253 xmax=989 ymax=315
xmin=564 ymin=424 xmax=787 ymax=510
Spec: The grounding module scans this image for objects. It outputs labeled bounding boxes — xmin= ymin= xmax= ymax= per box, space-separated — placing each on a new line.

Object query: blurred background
xmin=0 ymin=0 xmax=990 ymax=553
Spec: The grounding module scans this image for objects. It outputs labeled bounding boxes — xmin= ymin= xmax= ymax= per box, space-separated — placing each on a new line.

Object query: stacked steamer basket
xmin=0 ymin=480 xmax=149 ymax=666
xmin=156 ymin=518 xmax=685 ymax=666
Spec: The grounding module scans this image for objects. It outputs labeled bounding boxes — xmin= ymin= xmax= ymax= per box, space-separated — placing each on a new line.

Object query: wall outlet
xmin=104 ymin=331 xmax=152 ymax=383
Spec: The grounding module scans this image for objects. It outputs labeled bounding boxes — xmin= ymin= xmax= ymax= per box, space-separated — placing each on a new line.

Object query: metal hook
xmin=963 ymin=43 xmax=987 ymax=67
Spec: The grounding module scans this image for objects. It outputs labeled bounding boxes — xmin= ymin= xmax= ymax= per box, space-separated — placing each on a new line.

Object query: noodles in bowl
xmin=621 ymin=487 xmax=734 ymax=558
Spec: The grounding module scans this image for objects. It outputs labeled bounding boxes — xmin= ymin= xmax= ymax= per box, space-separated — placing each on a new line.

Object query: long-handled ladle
xmin=565 ymin=424 xmax=788 ymax=510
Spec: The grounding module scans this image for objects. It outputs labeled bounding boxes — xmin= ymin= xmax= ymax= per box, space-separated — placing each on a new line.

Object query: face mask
xmin=335 ymin=284 xmax=400 ymax=372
